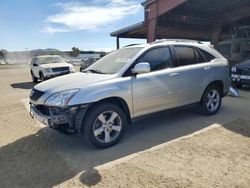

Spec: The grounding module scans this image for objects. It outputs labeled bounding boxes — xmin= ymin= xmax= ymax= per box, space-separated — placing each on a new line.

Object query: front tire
xmin=83 ymin=103 xmax=127 ymax=149
xmin=200 ymin=85 xmax=222 ymax=116
xmin=40 ymin=72 xmax=46 ymax=82
xmin=31 ymin=71 xmax=38 ymax=83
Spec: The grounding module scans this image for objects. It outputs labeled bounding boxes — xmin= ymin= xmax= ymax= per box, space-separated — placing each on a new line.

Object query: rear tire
xmin=83 ymin=103 xmax=127 ymax=149
xmin=31 ymin=71 xmax=38 ymax=83
xmin=200 ymin=85 xmax=222 ymax=116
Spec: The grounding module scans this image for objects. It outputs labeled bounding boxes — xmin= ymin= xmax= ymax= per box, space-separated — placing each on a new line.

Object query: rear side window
xmin=138 ymin=47 xmax=172 ymax=71
xmin=174 ymin=46 xmax=196 ymax=66
xmin=194 ymin=48 xmax=206 ymax=63
xmin=198 ymin=48 xmax=215 ymax=61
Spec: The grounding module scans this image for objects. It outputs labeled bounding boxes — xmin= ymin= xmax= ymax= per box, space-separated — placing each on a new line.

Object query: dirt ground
xmin=0 ymin=64 xmax=250 ymax=188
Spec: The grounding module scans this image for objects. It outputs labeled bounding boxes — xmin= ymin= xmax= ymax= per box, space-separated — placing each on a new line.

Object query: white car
xmin=30 ymin=55 xmax=75 ymax=82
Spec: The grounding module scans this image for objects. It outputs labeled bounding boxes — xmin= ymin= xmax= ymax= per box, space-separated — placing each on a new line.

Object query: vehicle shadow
xmin=222 ymin=119 xmax=250 ymax=138
xmin=10 ymin=82 xmax=36 ymax=89
xmin=238 ymin=85 xmax=250 ymax=92
xmin=0 ymin=129 xmax=76 ymax=188
xmin=0 ymin=104 xmax=239 ymax=187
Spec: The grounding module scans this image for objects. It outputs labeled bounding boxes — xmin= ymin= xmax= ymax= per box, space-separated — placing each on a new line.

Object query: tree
xmin=71 ymin=47 xmax=80 ymax=57
xmin=0 ymin=49 xmax=7 ymax=59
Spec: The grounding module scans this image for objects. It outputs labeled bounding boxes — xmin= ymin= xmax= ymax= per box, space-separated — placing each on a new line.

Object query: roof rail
xmin=152 ymin=39 xmax=204 ymax=44
xmin=123 ymin=44 xmax=142 ymax=48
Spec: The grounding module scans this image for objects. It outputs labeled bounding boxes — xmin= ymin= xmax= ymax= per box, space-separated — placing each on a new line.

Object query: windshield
xmin=39 ymin=56 xmax=65 ymax=64
xmin=85 ymin=47 xmax=143 ymax=74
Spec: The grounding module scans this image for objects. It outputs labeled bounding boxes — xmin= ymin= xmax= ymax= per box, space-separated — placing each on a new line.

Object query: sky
xmin=0 ymin=0 xmax=146 ymax=51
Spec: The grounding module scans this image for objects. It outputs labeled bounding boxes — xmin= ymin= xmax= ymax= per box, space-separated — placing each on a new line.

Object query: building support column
xmin=116 ymin=36 xmax=120 ymax=49
xmin=147 ymin=19 xmax=157 ymax=43
xmin=211 ymin=24 xmax=221 ymax=47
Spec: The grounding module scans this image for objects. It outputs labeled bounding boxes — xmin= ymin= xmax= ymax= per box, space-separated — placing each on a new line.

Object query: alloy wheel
xmin=93 ymin=111 xmax=122 ymax=143
xmin=206 ymin=89 xmax=220 ymax=112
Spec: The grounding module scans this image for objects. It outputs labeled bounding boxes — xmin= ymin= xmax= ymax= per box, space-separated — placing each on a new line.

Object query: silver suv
xmin=30 ymin=40 xmax=230 ymax=148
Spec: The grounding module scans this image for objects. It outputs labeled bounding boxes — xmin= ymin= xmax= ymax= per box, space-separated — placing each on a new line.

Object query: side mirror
xmin=132 ymin=62 xmax=151 ymax=74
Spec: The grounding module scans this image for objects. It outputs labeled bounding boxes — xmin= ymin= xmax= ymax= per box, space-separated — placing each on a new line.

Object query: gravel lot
xmin=0 ymin=64 xmax=250 ymax=188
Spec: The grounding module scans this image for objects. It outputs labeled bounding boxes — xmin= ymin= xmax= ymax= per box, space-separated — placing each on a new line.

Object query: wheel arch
xmin=39 ymin=70 xmax=43 ymax=76
xmin=201 ymin=80 xmax=224 ymax=101
xmin=79 ymin=96 xmax=132 ymax=133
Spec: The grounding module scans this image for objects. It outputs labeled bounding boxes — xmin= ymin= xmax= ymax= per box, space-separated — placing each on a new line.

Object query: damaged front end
xmin=30 ymin=103 xmax=88 ymax=135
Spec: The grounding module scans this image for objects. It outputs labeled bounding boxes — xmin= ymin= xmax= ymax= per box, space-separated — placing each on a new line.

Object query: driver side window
xmin=137 ymin=47 xmax=172 ymax=72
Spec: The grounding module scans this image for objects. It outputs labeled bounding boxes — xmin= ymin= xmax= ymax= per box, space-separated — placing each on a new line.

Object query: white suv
xmin=30 ymin=40 xmax=230 ymax=148
xmin=30 ymin=55 xmax=75 ymax=82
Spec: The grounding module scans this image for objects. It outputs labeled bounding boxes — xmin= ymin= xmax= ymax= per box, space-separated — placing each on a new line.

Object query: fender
xmin=68 ymin=78 xmax=134 ymax=117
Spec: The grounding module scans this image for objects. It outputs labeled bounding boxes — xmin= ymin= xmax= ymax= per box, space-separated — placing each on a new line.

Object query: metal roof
xmin=111 ymin=0 xmax=250 ymax=42
xmin=141 ymin=0 xmax=156 ymax=7
xmin=110 ymin=22 xmax=145 ymax=37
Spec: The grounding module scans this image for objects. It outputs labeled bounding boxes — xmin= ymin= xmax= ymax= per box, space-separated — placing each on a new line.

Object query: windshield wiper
xmin=82 ymin=69 xmax=105 ymax=74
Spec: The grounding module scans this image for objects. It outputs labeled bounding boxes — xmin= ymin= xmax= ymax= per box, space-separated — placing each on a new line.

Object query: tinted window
xmin=138 ymin=47 xmax=171 ymax=71
xmin=194 ymin=48 xmax=206 ymax=63
xmin=198 ymin=48 xmax=215 ymax=61
xmin=174 ymin=46 xmax=196 ymax=66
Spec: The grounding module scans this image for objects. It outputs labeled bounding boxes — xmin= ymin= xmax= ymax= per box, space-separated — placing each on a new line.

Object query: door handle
xmin=169 ymin=73 xmax=179 ymax=77
xmin=204 ymin=67 xmax=212 ymax=71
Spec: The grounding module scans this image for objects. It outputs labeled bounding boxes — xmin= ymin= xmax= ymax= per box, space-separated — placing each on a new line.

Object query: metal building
xmin=111 ymin=0 xmax=250 ymax=48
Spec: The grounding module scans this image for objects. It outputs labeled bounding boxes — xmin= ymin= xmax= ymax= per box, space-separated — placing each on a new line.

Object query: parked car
xmin=0 ymin=59 xmax=6 ymax=65
xmin=231 ymin=59 xmax=250 ymax=88
xmin=30 ymin=39 xmax=230 ymax=148
xmin=30 ymin=55 xmax=75 ymax=82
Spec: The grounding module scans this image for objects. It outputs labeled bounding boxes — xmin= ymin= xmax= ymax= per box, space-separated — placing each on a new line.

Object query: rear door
xmin=171 ymin=45 xmax=214 ymax=106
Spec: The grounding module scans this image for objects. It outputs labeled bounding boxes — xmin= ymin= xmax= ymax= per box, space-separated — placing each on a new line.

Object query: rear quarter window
xmin=198 ymin=48 xmax=216 ymax=62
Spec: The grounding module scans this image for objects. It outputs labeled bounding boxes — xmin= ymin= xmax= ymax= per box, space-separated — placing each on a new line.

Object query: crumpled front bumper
xmin=29 ymin=103 xmax=89 ymax=134
xmin=30 ymin=104 xmax=68 ymax=127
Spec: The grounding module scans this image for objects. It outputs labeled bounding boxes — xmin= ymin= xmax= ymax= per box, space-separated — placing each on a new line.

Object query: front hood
xmin=40 ymin=62 xmax=72 ymax=68
xmin=34 ymin=73 xmax=113 ymax=93
xmin=235 ymin=60 xmax=250 ymax=69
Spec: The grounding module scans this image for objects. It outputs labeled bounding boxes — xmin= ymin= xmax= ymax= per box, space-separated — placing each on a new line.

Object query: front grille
xmin=52 ymin=67 xmax=69 ymax=72
xmin=35 ymin=105 xmax=65 ymax=116
xmin=30 ymin=89 xmax=44 ymax=101
xmin=236 ymin=68 xmax=250 ymax=75
xmin=36 ymin=105 xmax=50 ymax=116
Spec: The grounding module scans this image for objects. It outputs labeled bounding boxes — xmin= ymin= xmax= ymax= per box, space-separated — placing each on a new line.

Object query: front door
xmin=131 ymin=46 xmax=180 ymax=117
